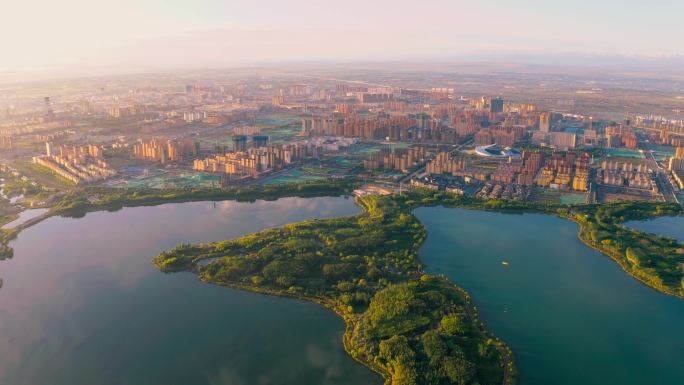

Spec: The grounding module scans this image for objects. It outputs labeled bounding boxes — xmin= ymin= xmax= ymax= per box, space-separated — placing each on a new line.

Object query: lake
xmin=624 ymin=216 xmax=684 ymax=243
xmin=0 ymin=197 xmax=381 ymax=385
xmin=415 ymin=207 xmax=684 ymax=385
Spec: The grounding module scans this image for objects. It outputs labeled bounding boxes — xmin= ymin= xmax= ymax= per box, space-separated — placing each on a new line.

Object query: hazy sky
xmin=2 ymin=0 xmax=683 ymax=74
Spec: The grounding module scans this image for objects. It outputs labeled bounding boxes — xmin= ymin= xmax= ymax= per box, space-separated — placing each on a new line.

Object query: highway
xmin=641 ymin=144 xmax=679 ymax=203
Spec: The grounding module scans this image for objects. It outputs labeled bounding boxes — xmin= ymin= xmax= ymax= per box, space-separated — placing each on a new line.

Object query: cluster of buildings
xmin=410 ymin=174 xmax=467 ymax=195
xmin=530 ymin=115 xmax=640 ymax=151
xmin=182 ymin=111 xmax=208 ymax=123
xmin=0 ymin=119 xmax=73 ymax=136
xmin=299 ymin=95 xmax=551 ymax=149
xmin=667 ymin=147 xmax=684 ymax=190
xmin=107 ymin=105 xmax=138 ymax=118
xmin=475 ymin=182 xmax=528 ymax=200
xmin=489 ymin=151 xmax=544 ymax=186
xmin=33 ymin=143 xmax=116 ymax=184
xmin=536 ymin=152 xmax=591 ymax=191
xmin=297 ymin=93 xmax=647 ymax=157
xmin=194 ymin=141 xmax=323 ymax=179
xmin=644 ymin=130 xmax=684 ymax=147
xmin=424 ymin=150 xmax=592 ymax=194
xmin=301 ymin=113 xmax=451 ymax=143
xmin=474 ymin=125 xmax=526 ymax=147
xmin=532 ymin=130 xmax=580 ymax=149
xmin=362 ymin=147 xmax=428 ymax=172
xmin=425 ymin=152 xmax=469 ymax=176
xmin=635 ymin=116 xmax=684 ymax=134
xmin=597 ymin=160 xmax=653 ymax=190
xmin=6 ymin=75 xmax=683 ymax=204
xmin=132 ymin=138 xmax=199 ymax=163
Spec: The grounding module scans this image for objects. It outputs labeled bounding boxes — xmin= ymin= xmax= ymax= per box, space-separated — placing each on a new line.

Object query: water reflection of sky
xmin=2 ymin=208 xmax=49 ymax=229
xmin=624 ymin=216 xmax=684 ymax=243
xmin=416 ymin=207 xmax=684 ymax=385
xmin=0 ymin=197 xmax=373 ymax=385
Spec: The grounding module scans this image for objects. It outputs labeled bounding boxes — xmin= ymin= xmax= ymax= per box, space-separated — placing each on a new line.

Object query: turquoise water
xmin=415 ymin=207 xmax=684 ymax=385
xmin=605 ymin=148 xmax=644 ymax=159
xmin=624 ymin=216 xmax=684 ymax=242
xmin=0 ymin=197 xmax=380 ymax=385
xmin=559 ymin=192 xmax=587 ymax=205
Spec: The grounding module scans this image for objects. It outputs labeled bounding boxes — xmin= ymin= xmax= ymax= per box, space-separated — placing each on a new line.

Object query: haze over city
xmin=3 ymin=0 xmax=684 ymax=78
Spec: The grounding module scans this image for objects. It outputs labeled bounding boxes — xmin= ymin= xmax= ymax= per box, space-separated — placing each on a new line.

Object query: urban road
xmin=642 ymin=147 xmax=679 ymax=203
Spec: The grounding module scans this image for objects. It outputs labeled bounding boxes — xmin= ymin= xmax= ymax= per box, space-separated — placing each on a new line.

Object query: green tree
xmin=443 ymin=356 xmax=476 ymax=385
xmin=440 ymin=314 xmax=466 ymax=336
xmin=420 ymin=329 xmax=447 ymax=364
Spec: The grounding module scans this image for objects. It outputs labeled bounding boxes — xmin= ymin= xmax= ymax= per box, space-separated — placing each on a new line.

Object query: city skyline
xmin=3 ymin=0 xmax=684 ymax=77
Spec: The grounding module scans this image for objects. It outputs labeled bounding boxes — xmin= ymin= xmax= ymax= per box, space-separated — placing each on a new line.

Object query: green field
xmin=106 ymin=172 xmax=220 ymax=189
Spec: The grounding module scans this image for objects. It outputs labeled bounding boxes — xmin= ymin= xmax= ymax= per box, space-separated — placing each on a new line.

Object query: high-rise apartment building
xmin=232 ymin=135 xmax=247 ymax=151
xmin=490 ymin=98 xmax=504 ymax=113
xmin=550 ymin=132 xmax=577 ymax=150
xmin=539 ymin=112 xmax=551 ymax=133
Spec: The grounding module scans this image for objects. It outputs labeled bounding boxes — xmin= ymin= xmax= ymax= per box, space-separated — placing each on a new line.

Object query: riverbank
xmin=408 ymin=192 xmax=684 ymax=300
xmin=0 ymin=196 xmax=377 ymax=385
xmin=414 ymin=205 xmax=684 ymax=385
xmin=193 ymin=278 xmax=393 ymax=383
xmin=571 ymin=214 xmax=684 ymax=298
xmin=0 ymin=179 xmax=359 ymax=261
xmin=51 ymin=178 xmax=359 ymax=217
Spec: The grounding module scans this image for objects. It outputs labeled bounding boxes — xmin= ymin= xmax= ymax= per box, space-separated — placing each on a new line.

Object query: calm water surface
xmin=1 ymin=208 xmax=49 ymax=229
xmin=624 ymin=216 xmax=684 ymax=242
xmin=415 ymin=207 xmax=684 ymax=385
xmin=0 ymin=197 xmax=381 ymax=385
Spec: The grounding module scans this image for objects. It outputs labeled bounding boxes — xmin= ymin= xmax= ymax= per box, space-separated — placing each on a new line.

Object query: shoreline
xmin=192 ymin=261 xmax=516 ymax=385
xmin=569 ymin=215 xmax=684 ymax=300
xmin=6 ymin=186 xmax=681 ymax=304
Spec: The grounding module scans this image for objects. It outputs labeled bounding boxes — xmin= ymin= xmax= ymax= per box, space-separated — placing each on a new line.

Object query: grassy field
xmin=13 ymin=161 xmax=76 ymax=189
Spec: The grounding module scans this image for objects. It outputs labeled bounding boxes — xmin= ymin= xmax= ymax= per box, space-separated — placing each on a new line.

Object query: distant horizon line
xmin=3 ymin=53 xmax=684 ymax=85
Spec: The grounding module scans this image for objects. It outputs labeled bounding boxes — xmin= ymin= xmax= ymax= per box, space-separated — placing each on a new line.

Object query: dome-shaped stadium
xmin=474 ymin=144 xmax=521 ymax=158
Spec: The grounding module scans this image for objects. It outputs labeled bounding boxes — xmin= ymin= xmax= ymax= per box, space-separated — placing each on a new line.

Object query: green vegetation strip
xmin=51 ymin=179 xmax=358 ymax=217
xmin=20 ymin=162 xmax=77 ymax=187
xmin=569 ymin=203 xmax=684 ymax=295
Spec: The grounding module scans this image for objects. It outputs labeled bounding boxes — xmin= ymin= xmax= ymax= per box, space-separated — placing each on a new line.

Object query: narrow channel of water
xmin=0 ymin=197 xmax=381 ymax=385
xmin=624 ymin=216 xmax=684 ymax=242
xmin=415 ymin=206 xmax=684 ymax=385
xmin=1 ymin=208 xmax=49 ymax=229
